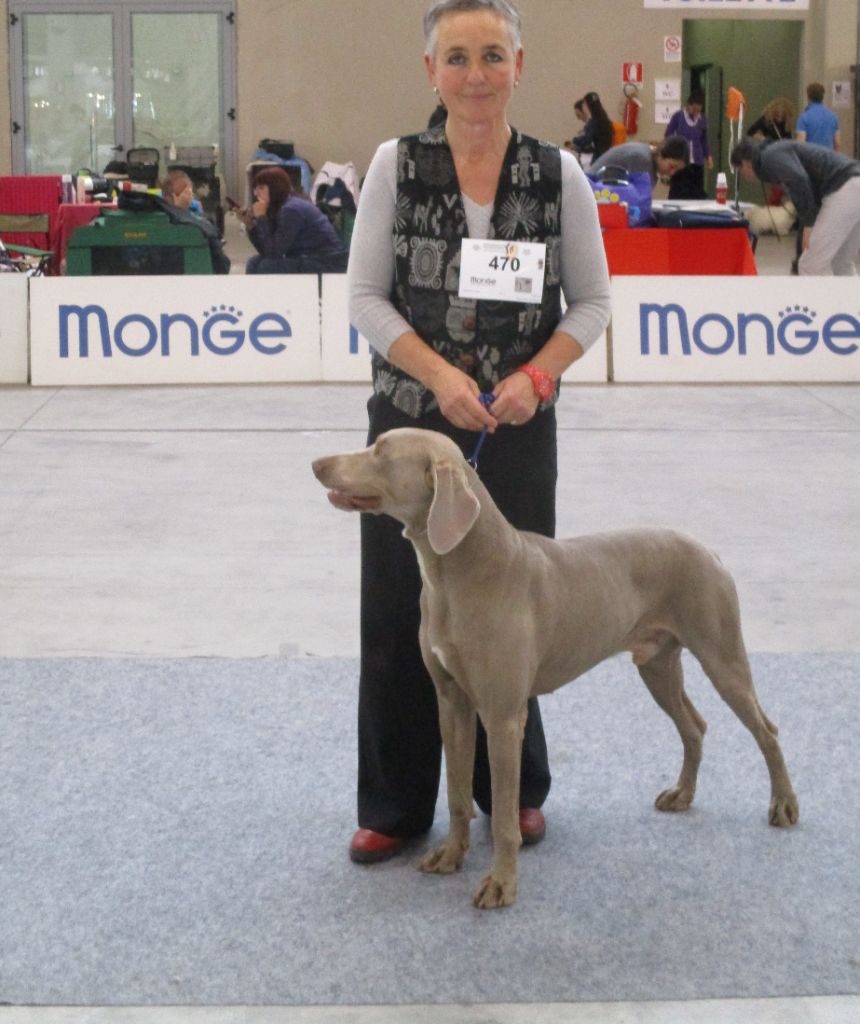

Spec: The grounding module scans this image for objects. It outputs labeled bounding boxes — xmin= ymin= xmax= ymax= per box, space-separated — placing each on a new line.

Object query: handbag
xmin=587 ymin=167 xmax=652 ymax=227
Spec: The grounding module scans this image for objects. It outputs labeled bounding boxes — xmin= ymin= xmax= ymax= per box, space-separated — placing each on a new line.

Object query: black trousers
xmin=357 ymin=393 xmax=555 ymax=837
xmin=667 ymin=163 xmax=707 ymax=200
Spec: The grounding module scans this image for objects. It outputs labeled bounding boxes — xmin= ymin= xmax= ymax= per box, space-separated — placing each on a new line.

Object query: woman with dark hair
xmin=238 ymin=166 xmax=348 ymax=273
xmin=570 ymin=92 xmax=614 ymax=163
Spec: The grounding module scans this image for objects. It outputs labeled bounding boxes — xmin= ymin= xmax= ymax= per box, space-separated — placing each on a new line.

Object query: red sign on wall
xmin=622 ymin=62 xmax=643 ymax=84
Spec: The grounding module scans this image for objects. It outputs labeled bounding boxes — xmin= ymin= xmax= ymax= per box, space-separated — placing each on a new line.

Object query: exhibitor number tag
xmin=458 ymin=240 xmax=546 ymax=304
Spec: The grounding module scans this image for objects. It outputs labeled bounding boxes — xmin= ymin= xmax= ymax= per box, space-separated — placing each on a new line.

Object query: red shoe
xmin=349 ymin=828 xmax=404 ymax=864
xmin=519 ymin=807 xmax=546 ymax=845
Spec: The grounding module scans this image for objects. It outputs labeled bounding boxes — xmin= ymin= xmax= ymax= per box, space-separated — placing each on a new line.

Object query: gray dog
xmin=313 ymin=427 xmax=799 ymax=909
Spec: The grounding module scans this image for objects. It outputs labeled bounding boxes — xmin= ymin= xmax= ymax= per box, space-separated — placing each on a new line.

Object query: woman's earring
xmin=433 ymin=86 xmax=439 ymax=96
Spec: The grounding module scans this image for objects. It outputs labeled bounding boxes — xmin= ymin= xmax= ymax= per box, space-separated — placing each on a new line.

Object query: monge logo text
xmin=639 ymin=303 xmax=860 ymax=357
xmin=58 ymin=303 xmax=292 ymax=359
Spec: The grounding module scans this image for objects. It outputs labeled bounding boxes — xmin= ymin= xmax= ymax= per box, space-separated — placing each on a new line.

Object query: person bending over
xmin=731 ymin=136 xmax=860 ymax=275
xmin=589 ymin=135 xmax=689 ymax=188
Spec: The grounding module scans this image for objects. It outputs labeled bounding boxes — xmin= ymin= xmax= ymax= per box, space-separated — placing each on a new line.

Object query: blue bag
xmin=587 ymin=167 xmax=653 ymax=227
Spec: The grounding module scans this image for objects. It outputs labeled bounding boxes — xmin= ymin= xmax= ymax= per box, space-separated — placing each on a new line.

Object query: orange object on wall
xmin=601 ymin=227 xmax=757 ymax=276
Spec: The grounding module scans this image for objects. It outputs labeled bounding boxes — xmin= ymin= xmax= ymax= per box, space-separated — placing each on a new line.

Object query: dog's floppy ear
xmin=427 ymin=460 xmax=481 ymax=555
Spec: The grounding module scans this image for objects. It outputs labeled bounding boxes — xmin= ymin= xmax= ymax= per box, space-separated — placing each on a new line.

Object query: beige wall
xmin=235 ymin=0 xmax=856 ymax=188
xmin=0 ymin=0 xmax=856 ymax=186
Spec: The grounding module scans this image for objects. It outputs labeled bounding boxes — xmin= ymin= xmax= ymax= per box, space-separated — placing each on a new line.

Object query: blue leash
xmin=467 ymin=393 xmax=496 ymax=469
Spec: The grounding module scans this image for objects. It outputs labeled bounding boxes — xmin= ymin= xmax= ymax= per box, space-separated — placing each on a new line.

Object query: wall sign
xmin=655 ymin=79 xmax=682 ymax=102
xmin=663 ymin=35 xmax=682 ymax=63
xmin=623 ymin=62 xmax=644 ymax=85
xmin=645 ymin=0 xmax=808 ymax=9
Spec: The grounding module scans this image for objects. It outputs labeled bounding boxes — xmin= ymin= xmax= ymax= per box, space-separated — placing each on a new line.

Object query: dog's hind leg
xmin=695 ymin=645 xmax=799 ymax=827
xmin=636 ymin=636 xmax=707 ymax=813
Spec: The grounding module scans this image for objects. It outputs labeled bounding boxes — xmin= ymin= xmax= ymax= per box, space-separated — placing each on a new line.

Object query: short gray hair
xmin=423 ymin=0 xmax=523 ymax=58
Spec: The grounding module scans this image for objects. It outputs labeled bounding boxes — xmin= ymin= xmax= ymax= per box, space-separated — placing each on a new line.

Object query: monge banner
xmin=29 ymin=275 xmax=322 ymax=386
xmin=612 ymin=276 xmax=860 ymax=382
xmin=319 ymin=273 xmax=610 ymax=383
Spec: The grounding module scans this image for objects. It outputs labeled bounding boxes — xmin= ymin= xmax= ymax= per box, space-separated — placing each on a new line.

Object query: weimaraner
xmin=312 ymin=427 xmax=799 ymax=909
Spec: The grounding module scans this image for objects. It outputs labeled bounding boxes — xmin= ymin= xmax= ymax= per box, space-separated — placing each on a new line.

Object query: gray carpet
xmin=1 ymin=654 xmax=857 ymax=1006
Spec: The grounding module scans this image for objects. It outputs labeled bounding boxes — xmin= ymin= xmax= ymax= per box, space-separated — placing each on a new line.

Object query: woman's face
xmin=424 ymin=10 xmax=522 ymax=129
xmin=254 ymin=183 xmax=270 ymax=205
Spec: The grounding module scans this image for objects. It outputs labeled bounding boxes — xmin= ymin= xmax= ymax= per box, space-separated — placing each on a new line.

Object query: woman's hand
xmin=251 ymin=195 xmax=268 ymax=218
xmin=429 ymin=363 xmax=499 ymax=432
xmin=236 ymin=206 xmax=256 ymax=227
xmin=491 ymin=370 xmax=540 ymax=426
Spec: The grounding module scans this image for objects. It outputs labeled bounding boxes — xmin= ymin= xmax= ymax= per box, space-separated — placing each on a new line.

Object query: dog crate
xmin=65 ymin=209 xmax=213 ymax=275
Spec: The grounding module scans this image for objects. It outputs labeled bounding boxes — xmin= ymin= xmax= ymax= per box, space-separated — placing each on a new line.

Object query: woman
xmin=571 ymin=91 xmax=614 ymax=164
xmin=336 ymin=0 xmax=610 ymax=865
xmin=664 ymin=92 xmax=713 ymax=199
xmin=747 ymin=96 xmax=794 ymax=142
xmin=239 ymin=167 xmax=347 ymax=273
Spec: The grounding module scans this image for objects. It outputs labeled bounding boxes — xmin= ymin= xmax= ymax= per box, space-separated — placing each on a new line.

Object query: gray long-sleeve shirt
xmin=589 ymin=142 xmax=658 ymax=186
xmin=347 ymin=139 xmax=611 ymax=359
xmin=753 ymin=140 xmax=860 ymax=227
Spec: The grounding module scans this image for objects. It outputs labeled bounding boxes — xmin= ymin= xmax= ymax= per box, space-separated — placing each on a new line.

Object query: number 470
xmin=488 ymin=255 xmax=520 ymax=271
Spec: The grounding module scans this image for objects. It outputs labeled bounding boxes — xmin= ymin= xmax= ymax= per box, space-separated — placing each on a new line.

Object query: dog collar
xmin=517 ymin=363 xmax=555 ymax=402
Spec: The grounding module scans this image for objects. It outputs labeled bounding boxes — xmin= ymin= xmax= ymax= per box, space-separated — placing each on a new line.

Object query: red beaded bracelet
xmin=516 ymin=363 xmax=555 ymax=402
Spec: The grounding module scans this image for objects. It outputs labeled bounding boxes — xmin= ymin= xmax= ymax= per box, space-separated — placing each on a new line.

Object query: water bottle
xmin=715 ymin=172 xmax=728 ymax=204
xmin=61 ymin=173 xmax=74 ymax=204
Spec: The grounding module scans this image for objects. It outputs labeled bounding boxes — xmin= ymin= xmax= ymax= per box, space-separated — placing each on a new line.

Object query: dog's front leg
xmin=473 ymin=706 xmax=527 ymax=909
xmin=418 ymin=681 xmax=476 ymax=876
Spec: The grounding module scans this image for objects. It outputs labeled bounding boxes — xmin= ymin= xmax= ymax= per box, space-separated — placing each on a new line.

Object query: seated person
xmin=161 ymin=169 xmax=203 ymax=213
xmin=160 ymin=170 xmax=230 ymax=274
xmin=588 ymin=135 xmax=689 ymax=188
xmin=238 ymin=167 xmax=348 ymax=273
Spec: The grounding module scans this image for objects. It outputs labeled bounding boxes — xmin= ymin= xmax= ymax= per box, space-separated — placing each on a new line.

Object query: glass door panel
xmin=131 ymin=13 xmax=223 ymax=174
xmin=21 ymin=13 xmax=116 ymax=174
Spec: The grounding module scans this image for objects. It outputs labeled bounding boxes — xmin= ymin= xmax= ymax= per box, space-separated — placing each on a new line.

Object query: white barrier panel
xmin=612 ymin=276 xmax=860 ymax=383
xmin=0 ymin=275 xmax=29 ymax=384
xmin=321 ymin=273 xmax=609 ymax=384
xmin=320 ymin=274 xmax=372 ymax=382
xmin=561 ymin=331 xmax=608 ymax=384
xmin=29 ymin=275 xmax=322 ymax=386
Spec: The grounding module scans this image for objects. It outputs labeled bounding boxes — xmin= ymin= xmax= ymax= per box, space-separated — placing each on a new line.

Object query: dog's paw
xmin=655 ymin=785 xmax=695 ymax=812
xmin=418 ymin=842 xmax=466 ymax=875
xmin=769 ymin=793 xmax=799 ymax=827
xmin=473 ymin=872 xmax=517 ymax=909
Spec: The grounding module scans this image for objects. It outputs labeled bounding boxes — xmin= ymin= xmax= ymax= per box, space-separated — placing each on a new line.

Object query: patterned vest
xmin=372 ymin=126 xmax=563 ymax=418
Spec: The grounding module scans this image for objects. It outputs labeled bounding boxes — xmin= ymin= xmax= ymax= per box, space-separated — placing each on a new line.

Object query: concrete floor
xmin=1 ymin=225 xmax=858 ymax=1023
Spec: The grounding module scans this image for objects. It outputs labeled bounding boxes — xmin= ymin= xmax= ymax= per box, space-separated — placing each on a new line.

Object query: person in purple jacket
xmin=239 ymin=167 xmax=348 ymax=273
xmin=664 ymin=92 xmax=714 ymax=199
